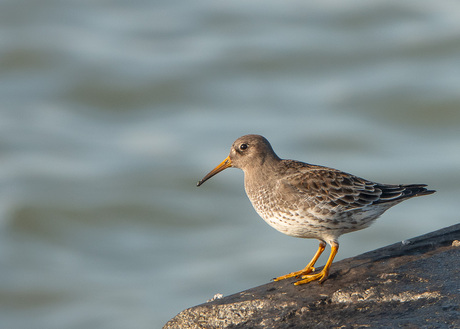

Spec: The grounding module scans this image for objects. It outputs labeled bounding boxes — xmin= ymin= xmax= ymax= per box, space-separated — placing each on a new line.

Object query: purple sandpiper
xmin=197 ymin=134 xmax=435 ymax=285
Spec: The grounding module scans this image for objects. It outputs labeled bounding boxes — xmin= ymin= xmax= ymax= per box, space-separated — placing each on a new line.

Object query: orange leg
xmin=294 ymin=242 xmax=338 ymax=285
xmin=273 ymin=241 xmax=326 ymax=282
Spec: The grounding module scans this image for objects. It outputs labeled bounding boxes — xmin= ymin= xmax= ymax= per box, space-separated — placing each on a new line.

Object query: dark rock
xmin=164 ymin=224 xmax=460 ymax=329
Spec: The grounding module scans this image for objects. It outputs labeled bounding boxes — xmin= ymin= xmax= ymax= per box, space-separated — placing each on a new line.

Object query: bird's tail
xmin=376 ymin=184 xmax=435 ymax=204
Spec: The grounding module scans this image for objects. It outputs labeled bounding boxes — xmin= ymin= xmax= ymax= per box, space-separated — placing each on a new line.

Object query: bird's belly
xmin=251 ymin=201 xmax=384 ymax=241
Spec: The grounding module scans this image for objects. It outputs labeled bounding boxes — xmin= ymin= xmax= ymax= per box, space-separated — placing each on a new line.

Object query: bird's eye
xmin=239 ymin=143 xmax=248 ymax=150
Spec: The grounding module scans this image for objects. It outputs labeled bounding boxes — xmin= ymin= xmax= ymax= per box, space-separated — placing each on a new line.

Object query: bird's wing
xmin=280 ymin=168 xmax=403 ymax=211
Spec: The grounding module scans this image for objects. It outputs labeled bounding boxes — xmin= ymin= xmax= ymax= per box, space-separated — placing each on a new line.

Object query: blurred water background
xmin=0 ymin=0 xmax=459 ymax=328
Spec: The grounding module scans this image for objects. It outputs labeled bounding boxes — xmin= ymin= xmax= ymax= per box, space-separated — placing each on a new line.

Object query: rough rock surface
xmin=164 ymin=224 xmax=460 ymax=329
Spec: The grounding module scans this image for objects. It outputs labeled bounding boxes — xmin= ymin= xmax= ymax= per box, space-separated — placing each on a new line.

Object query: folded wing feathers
xmin=290 ymin=169 xmax=433 ymax=211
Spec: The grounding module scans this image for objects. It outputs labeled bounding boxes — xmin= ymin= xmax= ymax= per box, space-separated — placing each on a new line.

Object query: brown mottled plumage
xmin=197 ymin=134 xmax=435 ymax=285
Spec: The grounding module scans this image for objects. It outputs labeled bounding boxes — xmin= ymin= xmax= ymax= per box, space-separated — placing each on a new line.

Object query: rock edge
xmin=164 ymin=223 xmax=460 ymax=329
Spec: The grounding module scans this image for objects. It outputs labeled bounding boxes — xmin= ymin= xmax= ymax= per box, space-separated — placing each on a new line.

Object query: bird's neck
xmin=243 ymin=157 xmax=280 ymax=192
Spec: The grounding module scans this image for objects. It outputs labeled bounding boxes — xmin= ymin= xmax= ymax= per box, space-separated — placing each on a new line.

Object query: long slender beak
xmin=197 ymin=156 xmax=232 ymax=187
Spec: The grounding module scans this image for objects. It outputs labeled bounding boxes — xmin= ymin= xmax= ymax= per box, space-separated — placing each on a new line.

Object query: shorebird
xmin=197 ymin=134 xmax=435 ymax=285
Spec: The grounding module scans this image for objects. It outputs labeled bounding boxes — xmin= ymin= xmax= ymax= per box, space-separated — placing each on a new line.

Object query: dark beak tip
xmin=196 ymin=156 xmax=231 ymax=188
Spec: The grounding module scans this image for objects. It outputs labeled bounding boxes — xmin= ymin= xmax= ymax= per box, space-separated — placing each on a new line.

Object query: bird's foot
xmin=273 ymin=266 xmax=315 ymax=282
xmin=294 ymin=268 xmax=330 ymax=285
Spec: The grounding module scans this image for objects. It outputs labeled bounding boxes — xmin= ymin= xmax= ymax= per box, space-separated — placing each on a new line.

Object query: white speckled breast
xmin=244 ymin=183 xmax=388 ymax=243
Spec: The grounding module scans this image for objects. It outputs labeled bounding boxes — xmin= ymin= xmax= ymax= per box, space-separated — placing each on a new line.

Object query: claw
xmin=273 ymin=266 xmax=315 ymax=281
xmin=294 ymin=268 xmax=329 ymax=285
